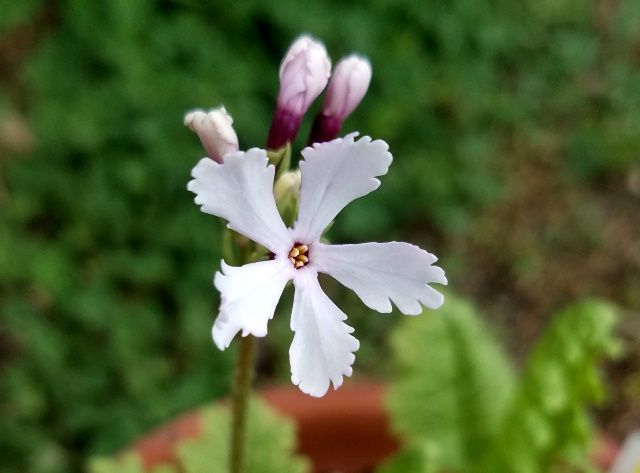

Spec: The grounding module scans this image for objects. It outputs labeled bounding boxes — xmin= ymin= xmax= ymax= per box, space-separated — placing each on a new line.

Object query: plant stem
xmin=230 ymin=334 xmax=256 ymax=473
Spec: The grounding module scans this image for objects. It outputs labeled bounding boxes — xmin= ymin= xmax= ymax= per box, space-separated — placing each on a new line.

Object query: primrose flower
xmin=267 ymin=35 xmax=331 ymax=150
xmin=188 ymin=133 xmax=447 ymax=397
xmin=309 ymin=55 xmax=372 ymax=145
xmin=184 ymin=107 xmax=239 ymax=163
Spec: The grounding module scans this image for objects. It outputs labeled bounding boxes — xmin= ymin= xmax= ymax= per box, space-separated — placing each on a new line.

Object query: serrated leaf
xmin=386 ymin=293 xmax=515 ymax=471
xmin=178 ymin=398 xmax=309 ymax=473
xmin=479 ymin=299 xmax=618 ymax=473
xmin=87 ymin=399 xmax=309 ymax=473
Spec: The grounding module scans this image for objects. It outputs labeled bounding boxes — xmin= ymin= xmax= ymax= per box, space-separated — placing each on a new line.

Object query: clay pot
xmin=129 ymin=382 xmax=619 ymax=473
xmin=131 ymin=382 xmax=398 ymax=473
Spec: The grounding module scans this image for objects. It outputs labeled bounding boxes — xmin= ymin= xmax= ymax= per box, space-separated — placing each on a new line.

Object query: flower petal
xmin=293 ymin=133 xmax=392 ymax=242
xmin=211 ymin=314 xmax=242 ymax=351
xmin=314 ymin=241 xmax=447 ymax=315
xmin=289 ymin=270 xmax=359 ymax=397
xmin=188 ymin=149 xmax=290 ymax=252
xmin=212 ymin=258 xmax=294 ymax=349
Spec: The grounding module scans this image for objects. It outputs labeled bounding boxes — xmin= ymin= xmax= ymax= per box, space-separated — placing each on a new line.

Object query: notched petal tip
xmin=294 ymin=133 xmax=394 ymax=242
xmin=212 ymin=317 xmax=238 ymax=351
xmin=431 ymin=266 xmax=448 ymax=286
xmin=296 ymin=380 xmax=329 ymax=398
xmin=289 ymin=273 xmax=359 ymax=397
xmin=306 ymin=131 xmax=358 ymax=151
xmin=215 ymin=259 xmax=292 ymax=345
xmin=428 ymin=290 xmax=446 ymax=310
xmin=186 ymin=148 xmax=290 ymax=251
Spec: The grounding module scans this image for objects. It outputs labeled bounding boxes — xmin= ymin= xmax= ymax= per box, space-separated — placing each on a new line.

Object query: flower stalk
xmin=230 ymin=334 xmax=256 ymax=473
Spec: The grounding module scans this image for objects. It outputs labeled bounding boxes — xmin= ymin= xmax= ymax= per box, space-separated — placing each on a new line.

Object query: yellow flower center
xmin=288 ymin=243 xmax=309 ymax=269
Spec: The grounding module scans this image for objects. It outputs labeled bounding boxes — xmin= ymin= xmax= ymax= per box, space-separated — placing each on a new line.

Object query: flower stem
xmin=230 ymin=334 xmax=256 ymax=473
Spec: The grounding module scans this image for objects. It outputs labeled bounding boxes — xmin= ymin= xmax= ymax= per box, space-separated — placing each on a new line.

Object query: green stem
xmin=230 ymin=334 xmax=256 ymax=473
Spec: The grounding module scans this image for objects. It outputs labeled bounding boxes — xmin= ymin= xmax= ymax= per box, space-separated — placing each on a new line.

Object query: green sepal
xmin=221 ymin=226 xmax=240 ymax=266
xmin=222 ymin=225 xmax=259 ymax=266
xmin=273 ymin=170 xmax=301 ymax=227
xmin=267 ymin=143 xmax=292 ymax=180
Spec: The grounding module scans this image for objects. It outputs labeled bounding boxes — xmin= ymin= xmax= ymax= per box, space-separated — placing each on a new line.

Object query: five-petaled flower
xmin=188 ymin=133 xmax=447 ymax=397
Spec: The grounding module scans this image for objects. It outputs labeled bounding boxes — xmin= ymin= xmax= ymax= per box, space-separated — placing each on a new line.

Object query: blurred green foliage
xmin=386 ymin=294 xmax=515 ymax=472
xmin=87 ymin=398 xmax=309 ymax=473
xmin=1 ymin=0 xmax=639 ymax=473
xmin=383 ymin=296 xmax=618 ymax=473
xmin=479 ymin=300 xmax=619 ymax=473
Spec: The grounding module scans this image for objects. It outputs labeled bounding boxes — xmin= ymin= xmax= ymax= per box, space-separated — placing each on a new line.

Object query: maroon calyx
xmin=267 ymin=107 xmax=302 ymax=150
xmin=308 ymin=113 xmax=342 ymax=145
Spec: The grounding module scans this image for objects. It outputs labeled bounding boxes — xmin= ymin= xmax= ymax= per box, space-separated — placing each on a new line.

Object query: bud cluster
xmin=184 ymin=35 xmax=372 ymax=235
xmin=184 ymin=35 xmax=372 ymax=161
xmin=268 ymin=35 xmax=372 ymax=150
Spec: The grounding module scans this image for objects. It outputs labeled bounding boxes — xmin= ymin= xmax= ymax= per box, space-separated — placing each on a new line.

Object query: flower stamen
xmin=289 ymin=243 xmax=310 ymax=269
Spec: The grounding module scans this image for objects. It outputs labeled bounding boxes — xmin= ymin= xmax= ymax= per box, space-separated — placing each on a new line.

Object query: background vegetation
xmin=1 ymin=1 xmax=639 ymax=472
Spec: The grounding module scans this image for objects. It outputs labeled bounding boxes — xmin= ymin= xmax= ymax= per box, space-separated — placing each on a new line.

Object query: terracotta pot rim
xmin=130 ymin=381 xmax=399 ymax=473
xmin=127 ymin=381 xmax=620 ymax=473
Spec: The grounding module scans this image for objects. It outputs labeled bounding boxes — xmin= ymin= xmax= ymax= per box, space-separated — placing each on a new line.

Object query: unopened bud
xmin=273 ymin=170 xmax=301 ymax=226
xmin=184 ymin=106 xmax=239 ymax=163
xmin=308 ymin=55 xmax=371 ymax=145
xmin=268 ymin=36 xmax=331 ymax=150
xmin=323 ymin=55 xmax=371 ymax=120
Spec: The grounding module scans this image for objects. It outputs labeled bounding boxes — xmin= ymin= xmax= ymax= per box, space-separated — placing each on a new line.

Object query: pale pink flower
xmin=188 ymin=133 xmax=447 ymax=397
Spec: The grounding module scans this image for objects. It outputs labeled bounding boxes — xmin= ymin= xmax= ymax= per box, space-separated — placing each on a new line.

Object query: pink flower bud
xmin=278 ymin=35 xmax=331 ymax=115
xmin=323 ymin=55 xmax=372 ymax=120
xmin=184 ymin=107 xmax=239 ymax=163
xmin=268 ymin=35 xmax=331 ymax=150
xmin=308 ymin=55 xmax=372 ymax=145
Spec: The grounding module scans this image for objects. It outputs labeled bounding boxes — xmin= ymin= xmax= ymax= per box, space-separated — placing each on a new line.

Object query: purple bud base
xmin=307 ymin=113 xmax=342 ymax=145
xmin=267 ymin=107 xmax=303 ymax=150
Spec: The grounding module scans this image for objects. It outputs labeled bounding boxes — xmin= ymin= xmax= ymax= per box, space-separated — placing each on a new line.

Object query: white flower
xmin=188 ymin=133 xmax=447 ymax=397
xmin=184 ymin=107 xmax=239 ymax=163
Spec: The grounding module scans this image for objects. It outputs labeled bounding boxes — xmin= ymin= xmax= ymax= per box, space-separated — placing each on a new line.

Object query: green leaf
xmin=376 ymin=445 xmax=437 ymax=473
xmin=479 ymin=299 xmax=619 ymax=473
xmin=178 ymin=398 xmax=309 ymax=473
xmin=386 ymin=293 xmax=515 ymax=471
xmin=87 ymin=398 xmax=309 ymax=473
xmin=266 ymin=143 xmax=292 ymax=180
xmin=87 ymin=453 xmax=167 ymax=473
